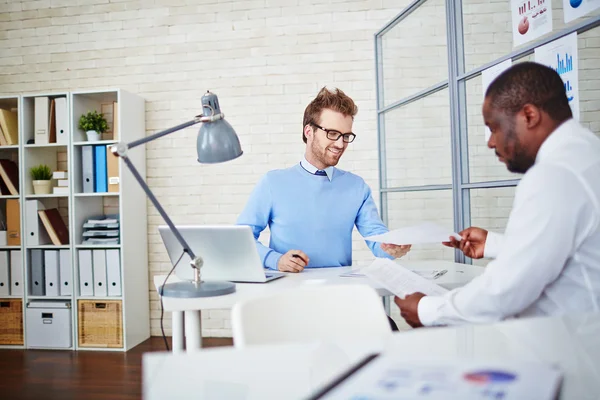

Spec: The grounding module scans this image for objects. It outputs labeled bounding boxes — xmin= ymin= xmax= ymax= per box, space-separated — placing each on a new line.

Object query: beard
xmin=502 ymin=126 xmax=534 ymax=174
xmin=310 ymin=140 xmax=344 ymax=167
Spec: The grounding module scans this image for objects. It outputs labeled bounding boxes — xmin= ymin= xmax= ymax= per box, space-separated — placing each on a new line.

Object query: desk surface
xmin=143 ymin=312 xmax=600 ymax=400
xmin=154 ymin=260 xmax=483 ymax=312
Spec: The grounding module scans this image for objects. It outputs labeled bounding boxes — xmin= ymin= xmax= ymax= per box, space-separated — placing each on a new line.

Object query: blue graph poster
xmin=535 ymin=32 xmax=580 ymax=120
xmin=563 ymin=0 xmax=600 ymax=23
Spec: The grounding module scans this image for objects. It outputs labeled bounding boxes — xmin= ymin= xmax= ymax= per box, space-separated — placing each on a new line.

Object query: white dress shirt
xmin=419 ymin=119 xmax=600 ymax=326
xmin=300 ymin=156 xmax=334 ymax=181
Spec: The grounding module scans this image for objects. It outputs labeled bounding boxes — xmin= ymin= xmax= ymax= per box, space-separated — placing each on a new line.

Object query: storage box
xmin=26 ymin=300 xmax=72 ymax=348
xmin=0 ymin=299 xmax=23 ymax=345
xmin=78 ymin=300 xmax=122 ymax=348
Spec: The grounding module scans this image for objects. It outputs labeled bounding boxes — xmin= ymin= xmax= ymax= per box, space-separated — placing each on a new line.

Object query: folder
xmin=59 ymin=249 xmax=72 ymax=296
xmin=0 ymin=251 xmax=9 ymax=296
xmin=48 ymin=98 xmax=56 ymax=144
xmin=7 ymin=199 xmax=21 ymax=246
xmin=34 ymin=97 xmax=49 ymax=145
xmin=113 ymin=101 xmax=119 ymax=140
xmin=55 ymin=97 xmax=69 ymax=144
xmin=30 ymin=249 xmax=45 ymax=296
xmin=78 ymin=250 xmax=94 ymax=296
xmin=38 ymin=208 xmax=69 ymax=245
xmin=0 ymin=109 xmax=18 ymax=145
xmin=44 ymin=250 xmax=60 ymax=297
xmin=92 ymin=249 xmax=107 ymax=297
xmin=94 ymin=145 xmax=107 ymax=192
xmin=106 ymin=144 xmax=119 ymax=193
xmin=101 ymin=102 xmax=114 ymax=141
xmin=10 ymin=250 xmax=23 ymax=296
xmin=25 ymin=200 xmax=51 ymax=245
xmin=82 ymin=145 xmax=95 ymax=193
xmin=0 ymin=159 xmax=19 ymax=195
xmin=106 ymin=249 xmax=121 ymax=297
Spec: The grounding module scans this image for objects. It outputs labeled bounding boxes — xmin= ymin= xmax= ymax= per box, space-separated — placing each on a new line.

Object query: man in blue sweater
xmin=237 ymin=87 xmax=410 ymax=273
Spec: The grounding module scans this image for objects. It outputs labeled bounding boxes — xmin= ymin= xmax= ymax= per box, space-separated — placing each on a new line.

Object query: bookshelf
xmin=0 ymin=89 xmax=149 ymax=352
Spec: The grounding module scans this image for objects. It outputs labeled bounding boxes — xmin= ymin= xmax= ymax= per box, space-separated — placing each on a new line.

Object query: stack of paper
xmin=361 ymin=258 xmax=448 ymax=297
xmin=365 ymin=222 xmax=461 ymax=245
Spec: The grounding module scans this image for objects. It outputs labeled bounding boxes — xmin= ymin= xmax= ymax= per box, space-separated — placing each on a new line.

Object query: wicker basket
xmin=78 ymin=300 xmax=123 ymax=348
xmin=0 ymin=299 xmax=24 ymax=345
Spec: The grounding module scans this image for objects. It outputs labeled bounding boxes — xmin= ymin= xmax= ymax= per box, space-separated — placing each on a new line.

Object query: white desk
xmin=154 ymin=260 xmax=483 ymax=352
xmin=143 ymin=313 xmax=600 ymax=399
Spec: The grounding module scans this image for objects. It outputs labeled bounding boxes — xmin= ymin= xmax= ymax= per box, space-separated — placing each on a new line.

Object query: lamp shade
xmin=197 ymin=91 xmax=243 ymax=164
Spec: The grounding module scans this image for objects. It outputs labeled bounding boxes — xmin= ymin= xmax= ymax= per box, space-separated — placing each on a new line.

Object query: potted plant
xmin=30 ymin=164 xmax=53 ymax=195
xmin=78 ymin=110 xmax=108 ymax=141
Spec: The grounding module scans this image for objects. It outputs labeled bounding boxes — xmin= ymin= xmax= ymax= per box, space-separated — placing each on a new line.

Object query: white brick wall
xmin=1 ymin=0 xmax=599 ymax=337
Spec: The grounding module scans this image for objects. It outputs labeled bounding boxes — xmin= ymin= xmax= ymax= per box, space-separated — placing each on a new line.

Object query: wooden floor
xmin=0 ymin=337 xmax=233 ymax=400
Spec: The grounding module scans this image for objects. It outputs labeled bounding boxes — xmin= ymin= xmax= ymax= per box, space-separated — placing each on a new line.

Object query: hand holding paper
xmin=365 ymin=222 xmax=461 ymax=245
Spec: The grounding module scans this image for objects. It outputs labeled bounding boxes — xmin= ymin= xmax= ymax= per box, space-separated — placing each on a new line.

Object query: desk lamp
xmin=111 ymin=91 xmax=242 ymax=298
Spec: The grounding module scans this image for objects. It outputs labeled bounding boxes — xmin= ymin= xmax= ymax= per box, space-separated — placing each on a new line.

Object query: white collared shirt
xmin=419 ymin=119 xmax=600 ymax=326
xmin=300 ymin=156 xmax=334 ymax=181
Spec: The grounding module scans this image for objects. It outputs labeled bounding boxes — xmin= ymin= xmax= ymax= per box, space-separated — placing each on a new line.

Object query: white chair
xmin=231 ymin=284 xmax=392 ymax=348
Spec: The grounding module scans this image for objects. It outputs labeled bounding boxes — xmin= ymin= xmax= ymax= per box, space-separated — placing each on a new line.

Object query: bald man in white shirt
xmin=396 ymin=62 xmax=600 ymax=327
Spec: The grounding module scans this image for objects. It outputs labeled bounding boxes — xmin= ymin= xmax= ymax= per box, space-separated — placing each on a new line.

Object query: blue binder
xmin=94 ymin=145 xmax=108 ymax=192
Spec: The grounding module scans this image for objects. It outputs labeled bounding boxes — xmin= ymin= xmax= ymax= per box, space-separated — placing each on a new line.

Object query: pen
xmin=432 ymin=269 xmax=448 ymax=279
xmin=292 ymin=254 xmax=307 ymax=264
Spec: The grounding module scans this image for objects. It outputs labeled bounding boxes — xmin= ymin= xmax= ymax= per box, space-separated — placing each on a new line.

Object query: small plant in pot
xmin=30 ymin=164 xmax=53 ymax=195
xmin=78 ymin=110 xmax=108 ymax=141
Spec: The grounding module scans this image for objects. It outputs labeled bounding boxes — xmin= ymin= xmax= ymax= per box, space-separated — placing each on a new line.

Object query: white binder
xmin=59 ymin=249 xmax=72 ymax=296
xmin=44 ymin=250 xmax=60 ymax=297
xmin=10 ymin=250 xmax=23 ymax=296
xmin=54 ymin=97 xmax=69 ymax=144
xmin=82 ymin=145 xmax=95 ymax=193
xmin=92 ymin=249 xmax=107 ymax=297
xmin=26 ymin=200 xmax=51 ymax=245
xmin=78 ymin=250 xmax=94 ymax=296
xmin=34 ymin=96 xmax=49 ymax=144
xmin=0 ymin=251 xmax=9 ymax=296
xmin=106 ymin=249 xmax=121 ymax=297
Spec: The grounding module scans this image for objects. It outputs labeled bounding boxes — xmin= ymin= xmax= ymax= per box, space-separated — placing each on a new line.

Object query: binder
xmin=34 ymin=97 xmax=49 ymax=145
xmin=44 ymin=250 xmax=60 ymax=297
xmin=82 ymin=145 xmax=95 ymax=193
xmin=10 ymin=250 xmax=23 ymax=296
xmin=106 ymin=249 xmax=121 ymax=297
xmin=37 ymin=208 xmax=69 ymax=245
xmin=48 ymin=98 xmax=56 ymax=143
xmin=106 ymin=144 xmax=119 ymax=193
xmin=94 ymin=145 xmax=107 ymax=192
xmin=59 ymin=249 xmax=72 ymax=296
xmin=78 ymin=250 xmax=94 ymax=296
xmin=0 ymin=109 xmax=18 ymax=145
xmin=7 ymin=199 xmax=21 ymax=246
xmin=25 ymin=200 xmax=51 ymax=245
xmin=0 ymin=159 xmax=19 ymax=195
xmin=92 ymin=249 xmax=107 ymax=297
xmin=55 ymin=97 xmax=69 ymax=144
xmin=30 ymin=249 xmax=45 ymax=296
xmin=0 ymin=251 xmax=9 ymax=296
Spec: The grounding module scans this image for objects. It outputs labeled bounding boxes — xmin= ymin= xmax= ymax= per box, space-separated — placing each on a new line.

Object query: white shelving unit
xmin=0 ymin=89 xmax=149 ymax=352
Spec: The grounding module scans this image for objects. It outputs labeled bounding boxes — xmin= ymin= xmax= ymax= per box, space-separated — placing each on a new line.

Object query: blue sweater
xmin=236 ymin=163 xmax=392 ymax=269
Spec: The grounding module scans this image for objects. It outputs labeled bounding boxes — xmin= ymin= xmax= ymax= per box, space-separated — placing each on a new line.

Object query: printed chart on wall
xmin=481 ymin=59 xmax=513 ymax=143
xmin=511 ymin=0 xmax=553 ymax=47
xmin=563 ymin=0 xmax=600 ymax=23
xmin=535 ymin=32 xmax=580 ymax=119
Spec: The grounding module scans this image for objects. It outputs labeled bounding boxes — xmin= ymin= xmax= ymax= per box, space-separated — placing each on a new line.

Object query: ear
xmin=303 ymin=124 xmax=314 ymax=141
xmin=522 ymin=104 xmax=542 ymax=129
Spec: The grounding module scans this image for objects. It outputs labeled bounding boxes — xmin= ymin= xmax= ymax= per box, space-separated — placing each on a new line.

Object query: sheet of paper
xmin=317 ymin=354 xmax=563 ymax=400
xmin=364 ymin=222 xmax=461 ymax=245
xmin=361 ymin=258 xmax=448 ymax=297
xmin=563 ymin=0 xmax=600 ymax=23
xmin=535 ymin=32 xmax=580 ymax=120
xmin=511 ymin=0 xmax=553 ymax=47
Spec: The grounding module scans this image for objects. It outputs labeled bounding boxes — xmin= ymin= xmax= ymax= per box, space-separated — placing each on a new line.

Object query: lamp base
xmin=160 ymin=280 xmax=236 ymax=298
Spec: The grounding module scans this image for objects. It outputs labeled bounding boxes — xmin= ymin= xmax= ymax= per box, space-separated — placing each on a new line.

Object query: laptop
xmin=158 ymin=225 xmax=285 ymax=283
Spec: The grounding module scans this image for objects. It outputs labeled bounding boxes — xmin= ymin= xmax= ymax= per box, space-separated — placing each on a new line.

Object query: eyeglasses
xmin=311 ymin=123 xmax=356 ymax=143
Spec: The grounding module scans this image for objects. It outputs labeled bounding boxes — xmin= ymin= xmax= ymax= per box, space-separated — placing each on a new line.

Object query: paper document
xmin=365 ymin=222 xmax=461 ymax=245
xmin=361 ymin=258 xmax=448 ymax=297
xmin=313 ymin=353 xmax=563 ymax=400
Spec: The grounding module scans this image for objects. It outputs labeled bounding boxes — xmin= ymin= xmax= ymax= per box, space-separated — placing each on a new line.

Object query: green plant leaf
xmin=30 ymin=164 xmax=53 ymax=180
xmin=78 ymin=110 xmax=109 ymax=133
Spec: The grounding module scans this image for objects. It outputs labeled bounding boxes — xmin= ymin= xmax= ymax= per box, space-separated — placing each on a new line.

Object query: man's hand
xmin=277 ymin=250 xmax=309 ymax=273
xmin=394 ymin=293 xmax=426 ymax=328
xmin=381 ymin=243 xmax=411 ymax=259
xmin=442 ymin=227 xmax=488 ymax=259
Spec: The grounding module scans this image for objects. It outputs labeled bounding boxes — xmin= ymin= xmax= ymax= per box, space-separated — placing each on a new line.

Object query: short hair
xmin=485 ymin=61 xmax=572 ymax=123
xmin=302 ymin=87 xmax=358 ymax=143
